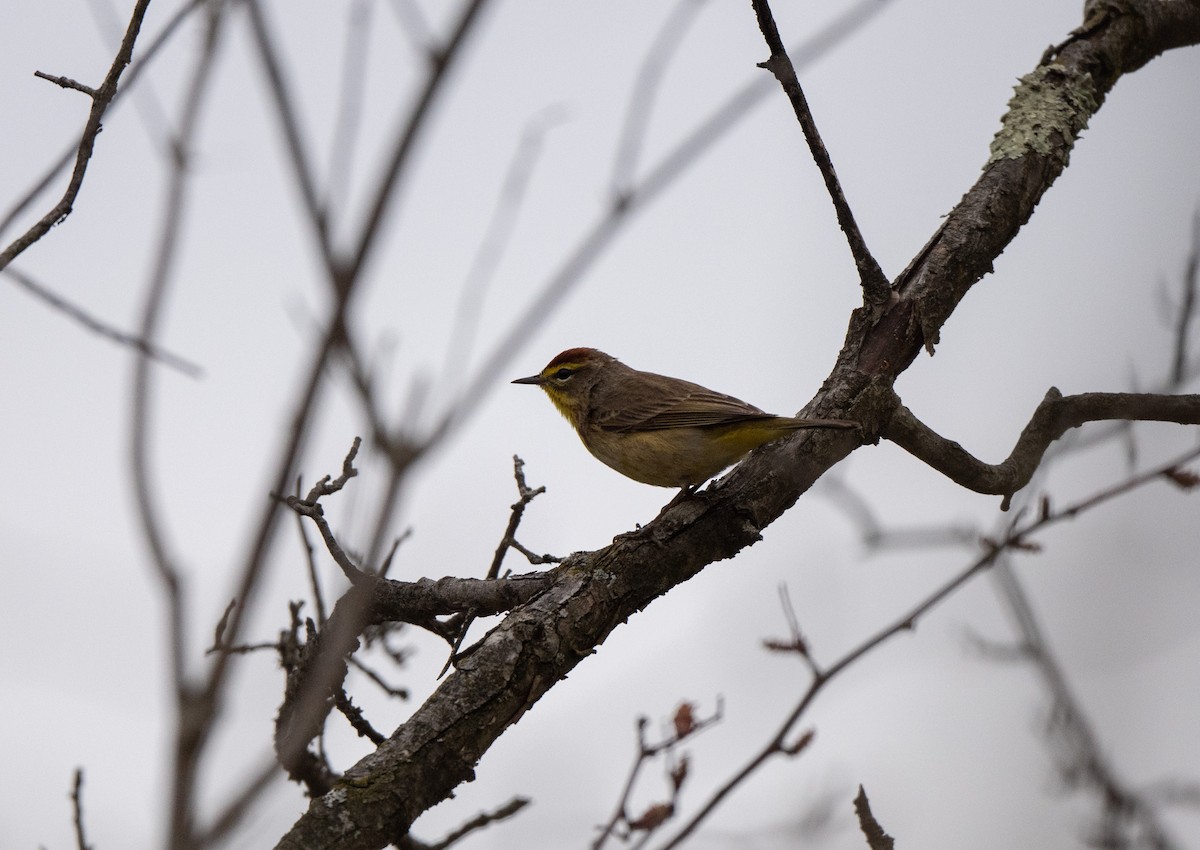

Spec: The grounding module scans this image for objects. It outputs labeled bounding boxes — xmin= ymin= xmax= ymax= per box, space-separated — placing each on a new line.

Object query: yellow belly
xmin=580 ymin=423 xmax=792 ymax=488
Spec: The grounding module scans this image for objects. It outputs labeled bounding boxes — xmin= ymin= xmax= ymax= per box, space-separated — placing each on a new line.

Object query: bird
xmin=512 ymin=347 xmax=858 ymax=491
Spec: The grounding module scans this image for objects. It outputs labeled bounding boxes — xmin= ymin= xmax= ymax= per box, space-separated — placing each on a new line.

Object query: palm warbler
xmin=512 ymin=348 xmax=858 ymax=489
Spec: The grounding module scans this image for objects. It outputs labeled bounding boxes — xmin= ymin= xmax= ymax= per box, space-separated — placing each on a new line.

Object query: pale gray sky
xmin=3 ymin=2 xmax=1199 ymax=848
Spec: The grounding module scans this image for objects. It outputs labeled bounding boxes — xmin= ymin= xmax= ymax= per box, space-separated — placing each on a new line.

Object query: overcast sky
xmin=3 ymin=1 xmax=1200 ymax=849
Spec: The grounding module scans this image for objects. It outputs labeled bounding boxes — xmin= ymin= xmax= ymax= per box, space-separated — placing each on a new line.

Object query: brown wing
xmin=590 ymin=370 xmax=769 ymax=433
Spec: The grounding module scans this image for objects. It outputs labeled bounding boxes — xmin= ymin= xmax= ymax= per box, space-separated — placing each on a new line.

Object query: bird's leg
xmin=611 ymin=485 xmax=698 ymax=545
xmin=663 ymin=484 xmax=697 ymax=510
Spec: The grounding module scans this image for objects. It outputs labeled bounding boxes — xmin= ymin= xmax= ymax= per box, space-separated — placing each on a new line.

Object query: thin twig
xmin=334 ymin=688 xmax=386 ymax=744
xmin=0 ymin=0 xmax=205 ymax=241
xmin=0 ymin=0 xmax=154 ymax=272
xmin=594 ymin=702 xmax=722 ymax=850
xmin=283 ymin=440 xmax=366 ymax=581
xmin=750 ymin=0 xmax=890 ymax=306
xmin=423 ymin=797 xmax=531 ymax=850
xmin=71 ymin=768 xmax=93 ymax=850
xmin=293 ymin=475 xmax=329 ymax=624
xmin=350 ymin=655 xmax=410 ymax=699
xmin=439 ymin=457 xmax=556 ymax=676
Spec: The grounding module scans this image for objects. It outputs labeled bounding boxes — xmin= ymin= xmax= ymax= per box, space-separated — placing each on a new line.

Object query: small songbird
xmin=512 ymin=348 xmax=858 ymax=490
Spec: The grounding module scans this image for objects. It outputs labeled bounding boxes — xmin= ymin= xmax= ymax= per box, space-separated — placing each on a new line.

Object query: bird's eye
xmin=552 ymin=367 xmax=573 ymax=381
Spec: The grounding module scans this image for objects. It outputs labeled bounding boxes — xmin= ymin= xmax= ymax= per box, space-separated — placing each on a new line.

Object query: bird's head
xmin=512 ymin=347 xmax=614 ymax=428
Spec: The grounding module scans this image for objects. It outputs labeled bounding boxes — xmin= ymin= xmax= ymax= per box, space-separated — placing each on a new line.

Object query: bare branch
xmin=124 ymin=8 xmax=232 ymax=849
xmin=334 ymin=688 xmax=386 ymax=745
xmin=487 ymin=456 xmax=559 ymax=578
xmin=4 ymin=267 xmax=202 ymax=376
xmin=0 ymin=1 xmax=204 ymax=241
xmin=412 ymin=797 xmax=530 ymax=850
xmin=883 ymin=388 xmax=1200 ymax=509
xmin=71 ymin=768 xmax=93 ymax=850
xmin=750 ymin=0 xmax=890 ymax=307
xmin=283 ymin=439 xmax=365 ymax=582
xmin=594 ymin=702 xmax=721 ymax=850
xmin=33 ymin=71 xmax=98 ymax=97
xmin=853 ymin=786 xmax=895 ymax=850
xmin=436 ymin=457 xmax=557 ymax=675
xmin=0 ymin=0 xmax=154 ymax=271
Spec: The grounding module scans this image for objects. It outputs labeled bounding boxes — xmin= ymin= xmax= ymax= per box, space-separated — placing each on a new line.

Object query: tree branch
xmin=884 ymin=388 xmax=1200 ymax=508
xmin=0 ymin=0 xmax=153 ymax=272
xmin=751 ymin=0 xmax=890 ymax=307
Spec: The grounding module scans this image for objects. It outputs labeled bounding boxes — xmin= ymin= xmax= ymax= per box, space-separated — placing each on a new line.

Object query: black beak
xmin=511 ymin=374 xmax=544 ymax=385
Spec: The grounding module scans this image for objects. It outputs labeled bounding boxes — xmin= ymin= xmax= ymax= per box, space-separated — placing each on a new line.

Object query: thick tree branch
xmin=884 ymin=389 xmax=1200 ymax=508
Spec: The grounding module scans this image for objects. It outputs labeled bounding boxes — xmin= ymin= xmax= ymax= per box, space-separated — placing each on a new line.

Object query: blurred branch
xmin=244 ymin=0 xmax=334 ymax=265
xmin=0 ymin=0 xmax=153 ymax=272
xmin=343 ymin=0 xmax=493 ymax=284
xmin=610 ymin=0 xmax=709 ymax=200
xmin=323 ymin=0 xmax=373 ymax=223
xmin=386 ymin=0 xmax=435 ymax=56
xmin=883 ymin=388 xmax=1200 ymax=509
xmin=4 ymin=266 xmax=203 ymax=377
xmin=398 ymin=797 xmax=531 ymax=850
xmin=654 ymin=445 xmax=1200 ymax=849
xmin=835 ymin=217 xmax=1200 ymax=848
xmin=750 ymin=0 xmax=890 ymax=307
xmin=439 ymin=105 xmax=567 ymax=402
xmin=816 ymin=472 xmax=979 ymax=551
xmin=1171 ymin=207 xmax=1199 ymax=385
xmin=209 ymin=0 xmax=494 ymax=790
xmin=127 ymin=5 xmax=228 ymax=850
xmin=274 ymin=443 xmax=554 ymax=796
xmin=991 ymin=556 xmax=1183 ymax=849
xmin=593 ymin=701 xmax=722 ymax=850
